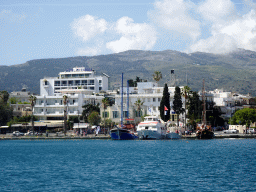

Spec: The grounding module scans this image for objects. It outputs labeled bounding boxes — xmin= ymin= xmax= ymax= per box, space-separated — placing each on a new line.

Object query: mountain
xmin=1 ymin=49 xmax=256 ymax=96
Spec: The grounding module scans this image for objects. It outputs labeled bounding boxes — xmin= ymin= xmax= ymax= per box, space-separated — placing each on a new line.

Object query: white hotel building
xmin=34 ymin=67 xmax=108 ymax=120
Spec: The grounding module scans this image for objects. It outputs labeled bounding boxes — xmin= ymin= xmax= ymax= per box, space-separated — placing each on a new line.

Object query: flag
xmin=164 ymin=106 xmax=168 ymax=111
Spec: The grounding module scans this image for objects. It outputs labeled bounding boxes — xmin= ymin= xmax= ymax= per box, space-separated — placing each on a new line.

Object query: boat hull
xmin=166 ymin=132 xmax=181 ymax=140
xmin=110 ymin=129 xmax=138 ymax=140
xmin=196 ymin=130 xmax=214 ymax=139
xmin=137 ymin=130 xmax=165 ymax=140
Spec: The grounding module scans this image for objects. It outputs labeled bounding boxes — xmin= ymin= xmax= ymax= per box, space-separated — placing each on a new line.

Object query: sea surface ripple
xmin=0 ymin=139 xmax=255 ymax=191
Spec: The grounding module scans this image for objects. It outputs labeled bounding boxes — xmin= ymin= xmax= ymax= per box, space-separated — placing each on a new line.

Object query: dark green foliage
xmin=188 ymin=91 xmax=202 ymax=121
xmin=82 ymin=103 xmax=100 ymax=123
xmin=160 ymin=84 xmax=170 ymax=122
xmin=231 ymin=108 xmax=256 ymax=127
xmin=0 ymin=91 xmax=12 ymax=126
xmin=206 ymin=101 xmax=225 ymax=126
xmin=88 ymin=111 xmax=101 ymax=126
xmin=0 ymin=91 xmax=9 ymax=104
xmin=173 ymin=86 xmax=184 ymax=125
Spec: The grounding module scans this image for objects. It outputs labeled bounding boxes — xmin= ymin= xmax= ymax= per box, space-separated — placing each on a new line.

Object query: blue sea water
xmin=0 ymin=139 xmax=256 ymax=192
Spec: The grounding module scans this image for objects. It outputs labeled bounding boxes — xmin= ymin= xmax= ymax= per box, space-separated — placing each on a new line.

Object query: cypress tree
xmin=173 ymin=86 xmax=184 ymax=126
xmin=160 ymin=83 xmax=170 ymax=122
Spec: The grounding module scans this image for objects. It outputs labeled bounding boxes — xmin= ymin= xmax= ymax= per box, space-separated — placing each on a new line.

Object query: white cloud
xmin=0 ymin=10 xmax=26 ymax=22
xmin=148 ymin=0 xmax=201 ymax=40
xmin=71 ymin=15 xmax=107 ymax=42
xmin=190 ymin=7 xmax=256 ymax=53
xmin=197 ymin=0 xmax=236 ymax=22
xmin=106 ymin=17 xmax=157 ymax=53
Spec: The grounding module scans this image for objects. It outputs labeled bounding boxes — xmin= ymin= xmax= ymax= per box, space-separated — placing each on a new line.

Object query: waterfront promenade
xmin=1 ymin=131 xmax=255 ymax=140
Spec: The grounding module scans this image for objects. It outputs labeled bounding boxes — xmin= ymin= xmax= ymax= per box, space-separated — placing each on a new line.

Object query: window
xmin=90 ymin=87 xmax=94 ymax=90
xmin=44 ymin=81 xmax=48 ymax=85
xmin=62 ymin=81 xmax=67 ymax=85
xmin=158 ymin=98 xmax=161 ymax=102
xmin=82 ymin=80 xmax=87 ymax=85
xmin=153 ymin=98 xmax=156 ymax=102
xmin=102 ymin=112 xmax=109 ymax=118
xmin=113 ymin=111 xmax=118 ymax=118
xmin=147 ymin=98 xmax=150 ymax=102
xmin=75 ymin=80 xmax=80 ymax=85
xmin=55 ymin=81 xmax=60 ymax=86
xmin=123 ymin=111 xmax=128 ymax=118
xmin=89 ymin=80 xmax=94 ymax=85
xmin=68 ymin=81 xmax=73 ymax=86
xmin=99 ymin=87 xmax=102 ymax=91
xmin=99 ymin=80 xmax=102 ymax=84
xmin=135 ymin=111 xmax=142 ymax=117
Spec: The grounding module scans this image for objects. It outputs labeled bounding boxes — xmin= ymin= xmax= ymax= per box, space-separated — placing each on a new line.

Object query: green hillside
xmin=0 ymin=49 xmax=255 ymax=96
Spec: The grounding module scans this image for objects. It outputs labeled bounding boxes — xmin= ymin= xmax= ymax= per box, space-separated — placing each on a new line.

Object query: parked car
xmin=223 ymin=129 xmax=238 ymax=134
xmin=248 ymin=128 xmax=256 ymax=134
xmin=24 ymin=131 xmax=33 ymax=136
xmin=13 ymin=131 xmax=24 ymax=136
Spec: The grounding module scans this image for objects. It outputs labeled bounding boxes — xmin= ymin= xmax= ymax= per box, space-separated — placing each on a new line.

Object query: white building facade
xmin=34 ymin=67 xmax=108 ymax=120
xmin=101 ymin=82 xmax=185 ymax=124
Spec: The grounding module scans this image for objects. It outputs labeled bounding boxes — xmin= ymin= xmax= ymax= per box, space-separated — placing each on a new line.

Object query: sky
xmin=1 ymin=0 xmax=256 ymax=66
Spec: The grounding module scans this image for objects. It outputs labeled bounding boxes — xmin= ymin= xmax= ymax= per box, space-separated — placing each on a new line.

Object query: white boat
xmin=137 ymin=116 xmax=166 ymax=140
xmin=166 ymin=127 xmax=181 ymax=139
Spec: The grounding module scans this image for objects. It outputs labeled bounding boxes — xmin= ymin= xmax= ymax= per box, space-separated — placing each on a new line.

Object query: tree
xmin=232 ymin=108 xmax=256 ymax=130
xmin=102 ymin=97 xmax=110 ymax=134
xmin=0 ymin=91 xmax=12 ymax=126
xmin=29 ymin=95 xmax=37 ymax=135
xmin=134 ymin=99 xmax=144 ymax=118
xmin=82 ymin=103 xmax=100 ymax=123
xmin=160 ymin=83 xmax=170 ymax=122
xmin=181 ymin=86 xmax=191 ymax=130
xmin=205 ymin=100 xmax=225 ymax=127
xmin=63 ymin=95 xmax=68 ymax=136
xmin=152 ymin=71 xmax=162 ymax=84
xmin=88 ymin=111 xmax=101 ymax=126
xmin=0 ymin=91 xmax=9 ymax=104
xmin=187 ymin=91 xmax=202 ymax=130
xmin=173 ymin=86 xmax=184 ymax=126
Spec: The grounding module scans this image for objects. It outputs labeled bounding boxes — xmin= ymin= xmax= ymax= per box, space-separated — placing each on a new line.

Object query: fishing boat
xmin=137 ymin=116 xmax=166 ymax=140
xmin=110 ymin=127 xmax=138 ymax=140
xmin=166 ymin=126 xmax=181 ymax=139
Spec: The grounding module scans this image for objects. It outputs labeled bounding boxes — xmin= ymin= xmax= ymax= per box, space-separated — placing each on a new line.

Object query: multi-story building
xmin=9 ymin=88 xmax=33 ymax=117
xmin=34 ymin=67 xmax=108 ymax=120
xmin=101 ymin=82 xmax=185 ymax=125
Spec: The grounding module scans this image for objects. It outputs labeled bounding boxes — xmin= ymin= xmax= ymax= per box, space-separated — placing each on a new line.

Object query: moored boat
xmin=110 ymin=127 xmax=138 ymax=140
xmin=166 ymin=127 xmax=181 ymax=139
xmin=196 ymin=125 xmax=214 ymax=139
xmin=137 ymin=116 xmax=166 ymax=140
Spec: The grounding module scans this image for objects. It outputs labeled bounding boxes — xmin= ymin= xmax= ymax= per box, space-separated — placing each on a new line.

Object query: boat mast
xmin=202 ymin=79 xmax=206 ymax=126
xmin=127 ymin=80 xmax=129 ymax=118
xmin=121 ymin=73 xmax=123 ymax=128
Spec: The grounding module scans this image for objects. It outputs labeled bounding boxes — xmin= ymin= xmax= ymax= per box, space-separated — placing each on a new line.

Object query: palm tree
xmin=102 ymin=97 xmax=109 ymax=134
xmin=182 ymin=86 xmax=191 ymax=131
xmin=29 ymin=95 xmax=36 ymax=135
xmin=63 ymin=95 xmax=68 ymax=136
xmin=152 ymin=71 xmax=162 ymax=84
xmin=134 ymin=99 xmax=144 ymax=119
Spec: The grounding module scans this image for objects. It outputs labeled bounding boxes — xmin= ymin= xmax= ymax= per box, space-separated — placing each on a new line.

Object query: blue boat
xmin=110 ymin=128 xmax=138 ymax=140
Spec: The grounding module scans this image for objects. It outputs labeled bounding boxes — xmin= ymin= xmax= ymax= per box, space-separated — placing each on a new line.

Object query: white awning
xmin=73 ymin=123 xmax=90 ymax=129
